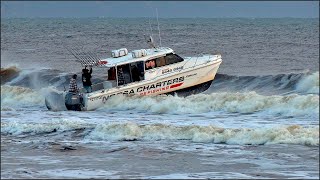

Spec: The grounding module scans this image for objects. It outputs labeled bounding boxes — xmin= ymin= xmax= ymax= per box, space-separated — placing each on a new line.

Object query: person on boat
xmin=82 ymin=65 xmax=93 ymax=93
xmin=145 ymin=60 xmax=156 ymax=70
xmin=69 ymin=74 xmax=79 ymax=93
xmin=117 ymin=67 xmax=125 ymax=85
xmin=145 ymin=61 xmax=150 ymax=70
xmin=107 ymin=67 xmax=116 ymax=80
xmin=150 ymin=60 xmax=156 ymax=68
xmin=131 ymin=65 xmax=140 ymax=82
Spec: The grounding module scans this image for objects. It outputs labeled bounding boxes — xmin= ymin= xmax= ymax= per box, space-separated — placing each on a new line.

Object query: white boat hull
xmin=45 ymin=53 xmax=222 ymax=111
xmin=84 ymin=56 xmax=222 ymax=111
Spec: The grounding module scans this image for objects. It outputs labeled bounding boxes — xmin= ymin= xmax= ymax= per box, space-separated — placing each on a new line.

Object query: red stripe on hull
xmin=170 ymin=82 xmax=183 ymax=89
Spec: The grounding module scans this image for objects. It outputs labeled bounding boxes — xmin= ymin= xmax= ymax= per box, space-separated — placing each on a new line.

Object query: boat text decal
xmin=89 ymin=76 xmax=185 ymax=103
xmin=162 ymin=66 xmax=184 ymax=74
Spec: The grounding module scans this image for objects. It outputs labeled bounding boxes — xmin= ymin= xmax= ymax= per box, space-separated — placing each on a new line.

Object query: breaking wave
xmin=295 ymin=71 xmax=319 ymax=94
xmin=1 ymin=121 xmax=318 ymax=146
xmin=1 ymin=119 xmax=91 ymax=136
xmin=1 ymin=66 xmax=318 ymax=95
xmin=0 ymin=86 xmax=318 ymax=116
xmin=1 ymin=66 xmax=104 ymax=90
xmin=103 ymin=92 xmax=318 ymax=116
xmin=1 ymin=66 xmax=21 ymax=85
xmin=210 ymin=71 xmax=319 ymax=95
xmin=87 ymin=123 xmax=319 ymax=146
xmin=1 ymin=85 xmax=44 ymax=107
xmin=1 ymin=67 xmax=318 ymax=115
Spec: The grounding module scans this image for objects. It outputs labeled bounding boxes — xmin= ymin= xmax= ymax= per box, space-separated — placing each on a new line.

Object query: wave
xmin=5 ymin=67 xmax=69 ymax=90
xmin=0 ymin=85 xmax=318 ymax=115
xmin=1 ymin=85 xmax=44 ymax=107
xmin=1 ymin=121 xmax=318 ymax=146
xmin=209 ymin=71 xmax=319 ymax=95
xmin=1 ymin=119 xmax=91 ymax=135
xmin=103 ymin=92 xmax=318 ymax=116
xmin=87 ymin=123 xmax=319 ymax=146
xmin=2 ymin=66 xmax=318 ymax=95
xmin=295 ymin=72 xmax=319 ymax=94
xmin=1 ymin=66 xmax=21 ymax=85
xmin=1 ymin=67 xmax=318 ymax=115
xmin=2 ymin=67 xmax=104 ymax=90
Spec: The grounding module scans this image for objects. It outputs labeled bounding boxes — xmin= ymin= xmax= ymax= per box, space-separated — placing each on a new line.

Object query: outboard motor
xmin=64 ymin=92 xmax=84 ymax=111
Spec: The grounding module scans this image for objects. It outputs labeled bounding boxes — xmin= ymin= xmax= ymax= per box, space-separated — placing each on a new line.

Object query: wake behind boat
xmin=45 ymin=37 xmax=222 ymax=111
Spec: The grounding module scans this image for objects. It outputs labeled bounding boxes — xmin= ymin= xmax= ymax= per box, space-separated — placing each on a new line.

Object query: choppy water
xmin=1 ymin=18 xmax=319 ymax=179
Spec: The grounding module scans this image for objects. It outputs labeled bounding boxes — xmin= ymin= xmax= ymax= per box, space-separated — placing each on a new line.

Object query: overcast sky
xmin=1 ymin=1 xmax=319 ymax=18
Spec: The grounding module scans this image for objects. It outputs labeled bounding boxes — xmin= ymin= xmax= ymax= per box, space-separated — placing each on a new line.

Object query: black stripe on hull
xmin=165 ymin=80 xmax=213 ymax=97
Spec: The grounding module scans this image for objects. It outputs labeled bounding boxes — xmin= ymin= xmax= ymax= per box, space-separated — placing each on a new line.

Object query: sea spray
xmin=296 ymin=71 xmax=319 ymax=94
xmin=1 ymin=66 xmax=21 ymax=84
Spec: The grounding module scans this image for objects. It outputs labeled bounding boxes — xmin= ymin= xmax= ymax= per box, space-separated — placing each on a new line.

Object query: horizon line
xmin=1 ymin=16 xmax=319 ymax=19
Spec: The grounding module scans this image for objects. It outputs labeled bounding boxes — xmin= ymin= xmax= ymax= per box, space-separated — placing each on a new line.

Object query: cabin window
xmin=145 ymin=59 xmax=156 ymax=70
xmin=145 ymin=53 xmax=184 ymax=71
xmin=117 ymin=64 xmax=131 ymax=86
xmin=117 ymin=61 xmax=144 ymax=86
xmin=164 ymin=53 xmax=184 ymax=65
xmin=107 ymin=67 xmax=116 ymax=80
xmin=130 ymin=61 xmax=144 ymax=82
xmin=155 ymin=56 xmax=166 ymax=68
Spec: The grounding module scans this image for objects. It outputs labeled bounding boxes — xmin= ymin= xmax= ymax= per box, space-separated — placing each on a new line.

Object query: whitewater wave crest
xmin=86 ymin=122 xmax=319 ymax=146
xmin=211 ymin=71 xmax=319 ymax=95
xmin=1 ymin=66 xmax=21 ymax=85
xmin=2 ymin=66 xmax=318 ymax=96
xmin=103 ymin=92 xmax=319 ymax=116
xmin=295 ymin=71 xmax=319 ymax=94
xmin=2 ymin=121 xmax=317 ymax=146
xmin=1 ymin=119 xmax=92 ymax=135
xmin=1 ymin=85 xmax=44 ymax=107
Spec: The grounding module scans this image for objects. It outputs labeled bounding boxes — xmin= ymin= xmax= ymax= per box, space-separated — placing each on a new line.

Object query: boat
xmin=45 ymin=36 xmax=222 ymax=111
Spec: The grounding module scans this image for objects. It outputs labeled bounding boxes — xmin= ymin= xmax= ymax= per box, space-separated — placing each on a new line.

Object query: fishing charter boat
xmin=45 ymin=36 xmax=222 ymax=111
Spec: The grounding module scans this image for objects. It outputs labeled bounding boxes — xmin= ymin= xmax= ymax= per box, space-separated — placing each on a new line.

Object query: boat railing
xmin=192 ymin=53 xmax=220 ymax=68
xmin=193 ymin=53 xmax=205 ymax=68
xmin=80 ymin=80 xmax=116 ymax=94
xmin=91 ymin=82 xmax=105 ymax=92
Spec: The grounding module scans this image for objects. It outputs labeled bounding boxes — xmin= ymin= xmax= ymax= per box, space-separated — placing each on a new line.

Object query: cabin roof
xmin=98 ymin=47 xmax=174 ymax=67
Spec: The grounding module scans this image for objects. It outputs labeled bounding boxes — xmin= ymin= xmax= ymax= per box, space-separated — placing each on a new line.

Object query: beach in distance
xmin=1 ymin=17 xmax=319 ymax=179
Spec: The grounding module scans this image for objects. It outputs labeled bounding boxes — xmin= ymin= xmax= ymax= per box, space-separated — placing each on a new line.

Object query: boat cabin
xmin=96 ymin=47 xmax=184 ymax=90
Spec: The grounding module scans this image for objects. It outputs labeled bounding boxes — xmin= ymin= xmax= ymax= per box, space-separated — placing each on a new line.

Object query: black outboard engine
xmin=64 ymin=92 xmax=84 ymax=111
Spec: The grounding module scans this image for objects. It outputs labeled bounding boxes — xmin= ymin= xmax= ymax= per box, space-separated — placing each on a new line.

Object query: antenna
xmin=156 ymin=8 xmax=162 ymax=47
xmin=148 ymin=18 xmax=153 ymax=37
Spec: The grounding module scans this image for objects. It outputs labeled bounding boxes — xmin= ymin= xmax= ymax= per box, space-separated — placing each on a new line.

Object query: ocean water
xmin=1 ymin=18 xmax=319 ymax=179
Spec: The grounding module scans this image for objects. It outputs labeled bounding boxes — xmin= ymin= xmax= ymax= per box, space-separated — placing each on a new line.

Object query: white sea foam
xmin=146 ymin=172 xmax=253 ymax=179
xmin=2 ymin=119 xmax=317 ymax=146
xmin=85 ymin=122 xmax=319 ymax=146
xmin=296 ymin=71 xmax=319 ymax=94
xmin=103 ymin=92 xmax=319 ymax=116
xmin=1 ymin=119 xmax=90 ymax=135
xmin=1 ymin=83 xmax=318 ymax=116
xmin=38 ymin=169 xmax=119 ymax=179
xmin=1 ymin=85 xmax=43 ymax=107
